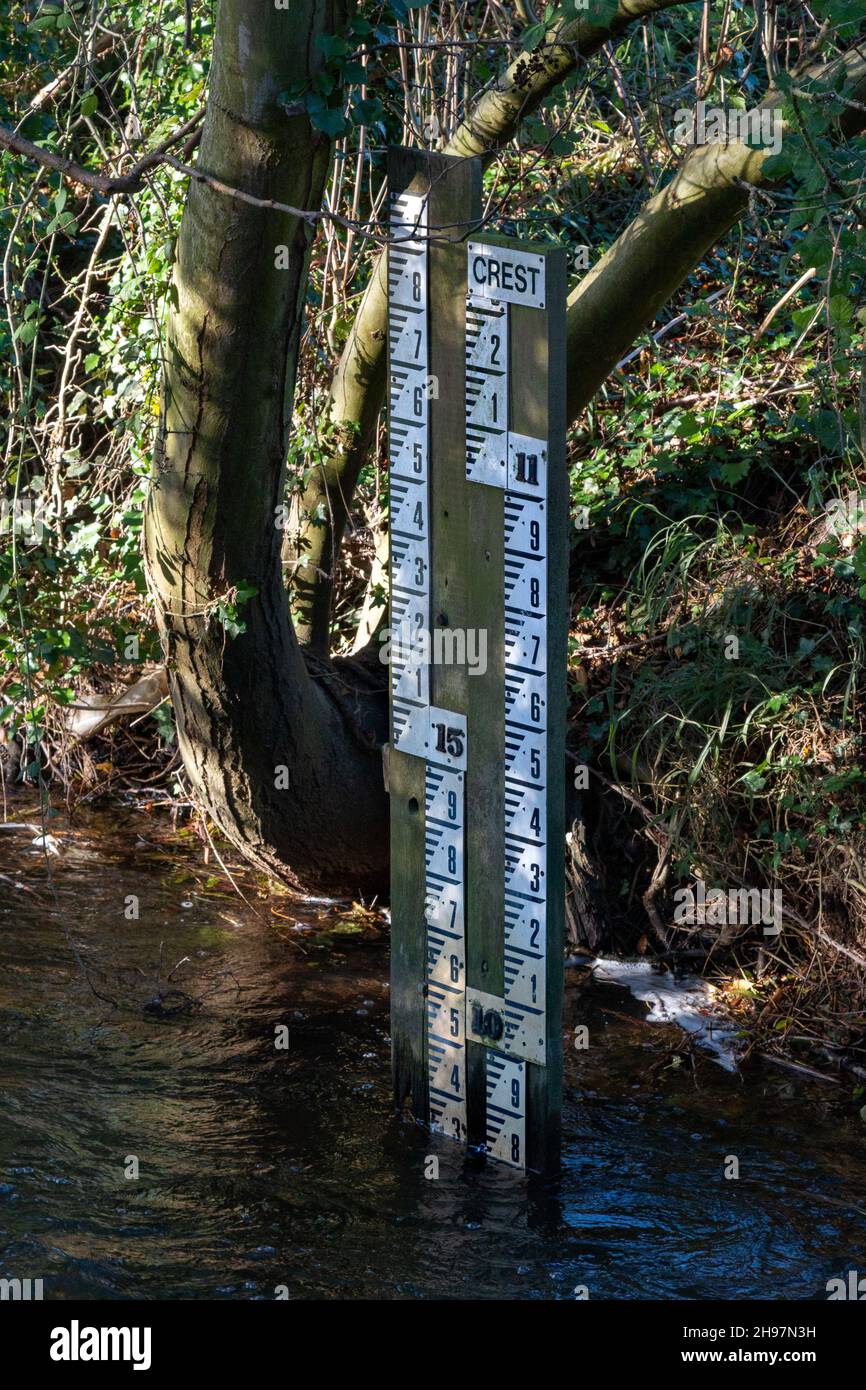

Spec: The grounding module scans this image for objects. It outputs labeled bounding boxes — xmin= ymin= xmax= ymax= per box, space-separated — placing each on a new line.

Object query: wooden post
xmin=388 ymin=153 xmax=566 ymax=1171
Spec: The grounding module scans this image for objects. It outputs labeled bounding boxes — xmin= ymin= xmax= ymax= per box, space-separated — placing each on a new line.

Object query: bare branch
xmin=0 ymin=107 xmax=205 ymax=195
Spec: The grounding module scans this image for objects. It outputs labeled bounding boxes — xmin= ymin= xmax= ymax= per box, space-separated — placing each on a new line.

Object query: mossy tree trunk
xmin=144 ymin=0 xmax=389 ymax=896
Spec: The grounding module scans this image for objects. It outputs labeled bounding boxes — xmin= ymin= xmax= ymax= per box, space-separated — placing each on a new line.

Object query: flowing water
xmin=1 ymin=803 xmax=864 ymax=1300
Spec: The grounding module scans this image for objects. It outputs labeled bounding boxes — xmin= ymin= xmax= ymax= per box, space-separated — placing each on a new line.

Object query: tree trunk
xmin=144 ymin=0 xmax=389 ymax=897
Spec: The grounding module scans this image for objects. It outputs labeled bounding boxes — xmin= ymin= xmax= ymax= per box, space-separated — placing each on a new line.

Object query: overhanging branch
xmin=565 ymin=47 xmax=866 ymax=419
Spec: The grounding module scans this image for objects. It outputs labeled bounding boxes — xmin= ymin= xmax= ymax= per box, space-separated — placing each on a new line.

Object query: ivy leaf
xmin=341 ymin=62 xmax=367 ymax=85
xmin=762 ymin=152 xmax=791 ymax=179
xmin=317 ymin=34 xmax=349 ymax=58
xmin=314 ymin=107 xmax=347 ymax=136
xmin=312 ymin=70 xmax=336 ymax=97
xmin=352 ymin=96 xmax=384 ymax=125
xmin=67 ymin=521 xmax=103 ymax=554
xmin=306 ymin=92 xmax=347 ymax=136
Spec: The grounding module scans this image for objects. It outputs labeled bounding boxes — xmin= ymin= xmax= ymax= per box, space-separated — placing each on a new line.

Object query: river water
xmin=1 ymin=804 xmax=864 ymax=1300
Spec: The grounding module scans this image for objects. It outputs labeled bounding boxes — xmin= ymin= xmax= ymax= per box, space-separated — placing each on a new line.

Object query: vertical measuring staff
xmin=388 ymin=150 xmax=481 ymax=1139
xmin=388 ymin=152 xmax=431 ymax=1123
xmin=464 ymin=237 xmax=566 ymax=1172
xmin=388 ymin=181 xmax=430 ymax=760
xmin=510 ymin=244 xmax=566 ymax=1173
xmin=425 ymin=710 xmax=467 ymax=1139
xmin=425 ymin=155 xmax=481 ymax=1143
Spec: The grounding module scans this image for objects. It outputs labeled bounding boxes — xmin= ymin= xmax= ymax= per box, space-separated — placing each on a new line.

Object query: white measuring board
xmin=502 ymin=437 xmax=549 ymax=1073
xmin=464 ymin=246 xmax=552 ymax=1171
xmin=389 ymin=190 xmax=430 ymax=760
xmin=425 ymin=709 xmax=467 ymax=1141
xmin=388 ymin=188 xmax=469 ymax=1145
xmin=465 ymin=298 xmax=508 ymax=487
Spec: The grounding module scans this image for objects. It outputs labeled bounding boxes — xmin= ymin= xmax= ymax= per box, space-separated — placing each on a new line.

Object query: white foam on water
xmin=590 ymin=956 xmax=741 ymax=1071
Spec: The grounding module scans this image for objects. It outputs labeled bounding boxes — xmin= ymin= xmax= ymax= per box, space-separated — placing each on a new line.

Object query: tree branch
xmin=0 ymin=109 xmax=205 ymax=195
xmin=565 ymin=47 xmax=866 ymax=419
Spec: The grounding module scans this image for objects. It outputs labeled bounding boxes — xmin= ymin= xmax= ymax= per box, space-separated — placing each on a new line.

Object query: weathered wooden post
xmin=388 ymin=148 xmax=566 ymax=1171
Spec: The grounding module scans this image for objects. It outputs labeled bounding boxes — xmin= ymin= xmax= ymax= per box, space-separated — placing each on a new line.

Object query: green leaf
xmin=740 ymin=770 xmax=768 ymax=793
xmin=341 ymin=62 xmax=367 ymax=84
xmin=316 ymin=34 xmax=349 ymax=58
xmin=720 ymin=457 xmax=750 ymax=484
xmin=762 ymin=152 xmax=792 ymax=179
xmin=521 ymin=22 xmax=546 ymax=52
xmin=67 ymin=521 xmax=103 ymax=554
xmin=312 ymin=70 xmax=336 ymax=97
xmin=307 ymin=95 xmax=347 ymax=136
xmin=352 ymin=96 xmax=384 ymax=125
xmin=828 ymin=294 xmax=853 ymax=326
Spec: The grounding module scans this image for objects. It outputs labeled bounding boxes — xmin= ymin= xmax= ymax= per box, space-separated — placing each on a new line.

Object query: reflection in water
xmin=0 ymin=806 xmax=864 ymax=1299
